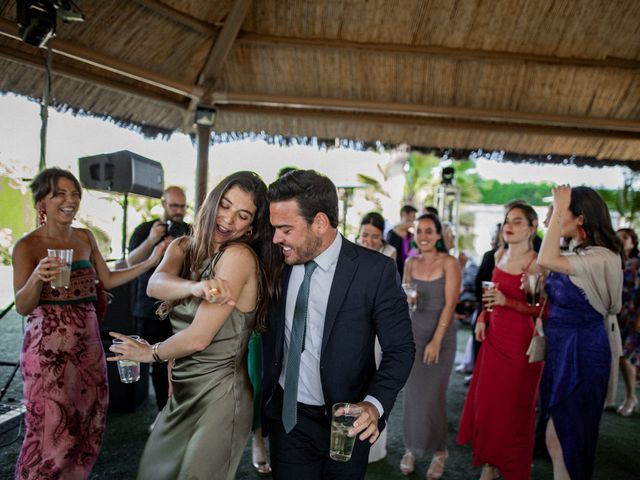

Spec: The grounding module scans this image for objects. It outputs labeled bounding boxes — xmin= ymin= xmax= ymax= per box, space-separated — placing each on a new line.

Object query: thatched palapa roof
xmin=0 ymin=0 xmax=639 ymax=166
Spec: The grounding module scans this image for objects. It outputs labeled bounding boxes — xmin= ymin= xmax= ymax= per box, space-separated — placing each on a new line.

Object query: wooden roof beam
xmin=0 ymin=44 xmax=186 ymax=109
xmin=236 ymin=33 xmax=640 ymax=71
xmin=183 ymin=0 xmax=252 ymax=130
xmin=217 ymin=103 xmax=639 ymax=142
xmin=0 ymin=17 xmax=201 ymax=99
xmin=212 ymin=93 xmax=640 ymax=138
xmin=133 ymin=0 xmax=218 ymax=36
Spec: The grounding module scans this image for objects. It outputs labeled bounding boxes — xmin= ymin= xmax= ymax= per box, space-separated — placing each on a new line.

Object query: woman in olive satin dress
xmin=110 ymin=172 xmax=281 ymax=480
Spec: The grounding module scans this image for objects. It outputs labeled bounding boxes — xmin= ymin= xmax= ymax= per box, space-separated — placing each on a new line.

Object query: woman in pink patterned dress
xmin=12 ymin=168 xmax=164 ymax=480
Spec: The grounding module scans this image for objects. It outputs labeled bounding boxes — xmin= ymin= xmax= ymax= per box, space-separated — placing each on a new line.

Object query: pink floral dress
xmin=15 ymin=260 xmax=108 ymax=480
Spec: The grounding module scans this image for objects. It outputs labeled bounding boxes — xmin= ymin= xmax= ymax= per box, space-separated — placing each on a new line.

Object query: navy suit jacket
xmin=262 ymin=237 xmax=415 ymax=434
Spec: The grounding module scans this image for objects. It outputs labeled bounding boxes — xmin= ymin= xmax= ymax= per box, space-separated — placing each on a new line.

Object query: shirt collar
xmin=312 ymin=231 xmax=342 ymax=272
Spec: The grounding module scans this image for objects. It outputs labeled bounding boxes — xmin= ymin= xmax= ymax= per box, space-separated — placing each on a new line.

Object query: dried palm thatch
xmin=0 ymin=0 xmax=638 ymax=166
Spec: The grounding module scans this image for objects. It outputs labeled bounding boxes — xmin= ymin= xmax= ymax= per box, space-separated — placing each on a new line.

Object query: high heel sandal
xmin=252 ymin=435 xmax=272 ymax=476
xmin=426 ymin=450 xmax=448 ymax=480
xmin=616 ymin=397 xmax=638 ymax=417
xmin=480 ymin=464 xmax=500 ymax=480
xmin=400 ymin=450 xmax=415 ymax=476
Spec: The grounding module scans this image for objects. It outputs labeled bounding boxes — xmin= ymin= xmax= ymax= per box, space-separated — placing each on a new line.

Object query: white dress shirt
xmin=279 ymin=233 xmax=384 ymax=417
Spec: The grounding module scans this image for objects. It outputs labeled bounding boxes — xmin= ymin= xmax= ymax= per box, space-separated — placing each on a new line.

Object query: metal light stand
xmin=435 ymin=183 xmax=461 ymax=253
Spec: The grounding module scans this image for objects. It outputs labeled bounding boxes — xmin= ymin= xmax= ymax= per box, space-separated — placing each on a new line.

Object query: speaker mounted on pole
xmin=78 ymin=150 xmax=164 ymax=199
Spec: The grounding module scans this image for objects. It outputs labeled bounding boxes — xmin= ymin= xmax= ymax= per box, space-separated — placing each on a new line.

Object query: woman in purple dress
xmin=12 ymin=168 xmax=163 ymax=480
xmin=538 ymin=185 xmax=623 ymax=480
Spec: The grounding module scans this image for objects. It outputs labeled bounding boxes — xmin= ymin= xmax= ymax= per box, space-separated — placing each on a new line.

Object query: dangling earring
xmin=245 ymin=227 xmax=253 ymax=237
xmin=435 ymin=239 xmax=444 ymax=250
xmin=578 ymin=225 xmax=587 ymax=241
xmin=38 ymin=206 xmax=47 ymax=226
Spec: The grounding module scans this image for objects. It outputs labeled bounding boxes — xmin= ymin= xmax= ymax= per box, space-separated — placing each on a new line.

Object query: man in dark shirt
xmin=127 ymin=186 xmax=191 ymax=417
xmin=386 ymin=205 xmax=417 ymax=278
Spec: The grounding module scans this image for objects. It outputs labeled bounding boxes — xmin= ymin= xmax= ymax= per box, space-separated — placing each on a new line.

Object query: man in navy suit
xmin=262 ymin=170 xmax=415 ymax=479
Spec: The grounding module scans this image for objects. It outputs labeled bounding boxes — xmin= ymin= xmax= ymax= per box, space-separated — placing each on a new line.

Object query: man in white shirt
xmin=262 ymin=170 xmax=414 ymax=479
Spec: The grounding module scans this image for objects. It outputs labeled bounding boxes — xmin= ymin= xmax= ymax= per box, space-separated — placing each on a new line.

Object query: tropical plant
xmin=598 ymin=169 xmax=640 ymax=230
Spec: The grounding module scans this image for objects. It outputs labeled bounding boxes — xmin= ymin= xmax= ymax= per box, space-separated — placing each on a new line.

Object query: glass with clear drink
xmin=402 ymin=283 xmax=418 ymax=312
xmin=482 ymin=281 xmax=499 ymax=312
xmin=111 ymin=336 xmax=142 ymax=383
xmin=47 ymin=249 xmax=73 ymax=288
xmin=330 ymin=403 xmax=362 ymax=462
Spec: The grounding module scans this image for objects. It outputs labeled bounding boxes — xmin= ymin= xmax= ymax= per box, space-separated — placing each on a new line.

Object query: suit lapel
xmin=321 ymin=240 xmax=358 ymax=356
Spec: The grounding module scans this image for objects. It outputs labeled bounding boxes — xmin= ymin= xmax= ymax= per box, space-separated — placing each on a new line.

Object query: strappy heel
xmin=480 ymin=464 xmax=500 ymax=480
xmin=400 ymin=450 xmax=415 ymax=476
xmin=426 ymin=450 xmax=448 ymax=479
xmin=616 ymin=397 xmax=638 ymax=417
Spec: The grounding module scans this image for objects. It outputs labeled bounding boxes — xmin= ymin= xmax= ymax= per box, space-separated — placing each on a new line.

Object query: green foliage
xmin=404 ymin=152 xmax=440 ymax=204
xmin=478 ymin=180 xmax=554 ymax=206
xmin=356 ymin=173 xmax=389 ymax=211
xmin=0 ymin=176 xmax=35 ymax=240
xmin=597 ymin=170 xmax=640 ymax=230
xmin=127 ymin=195 xmax=163 ymax=222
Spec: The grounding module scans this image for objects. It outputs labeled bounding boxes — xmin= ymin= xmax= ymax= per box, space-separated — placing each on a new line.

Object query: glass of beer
xmin=482 ymin=281 xmax=499 ymax=312
xmin=524 ymin=273 xmax=542 ymax=306
xmin=330 ymin=403 xmax=363 ymax=462
xmin=47 ymin=249 xmax=73 ymax=289
xmin=402 ymin=283 xmax=418 ymax=312
xmin=111 ymin=336 xmax=142 ymax=383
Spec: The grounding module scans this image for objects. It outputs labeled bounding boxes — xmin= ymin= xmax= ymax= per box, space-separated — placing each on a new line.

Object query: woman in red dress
xmin=458 ymin=203 xmax=545 ymax=480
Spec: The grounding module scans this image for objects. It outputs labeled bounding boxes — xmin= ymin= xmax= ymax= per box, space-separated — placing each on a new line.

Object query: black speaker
xmin=78 ymin=150 xmax=164 ymax=198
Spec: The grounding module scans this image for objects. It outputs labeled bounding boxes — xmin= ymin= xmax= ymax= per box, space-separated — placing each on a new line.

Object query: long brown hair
xmin=502 ymin=203 xmax=538 ymax=250
xmin=569 ymin=187 xmax=623 ymax=266
xmin=161 ymin=172 xmax=282 ymax=330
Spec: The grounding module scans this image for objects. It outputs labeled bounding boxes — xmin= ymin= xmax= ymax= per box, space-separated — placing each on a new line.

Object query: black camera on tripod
xmin=165 ymin=221 xmax=188 ymax=238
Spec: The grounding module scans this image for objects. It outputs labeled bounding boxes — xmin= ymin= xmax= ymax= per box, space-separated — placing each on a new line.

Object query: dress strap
xmin=523 ymin=252 xmax=537 ymax=273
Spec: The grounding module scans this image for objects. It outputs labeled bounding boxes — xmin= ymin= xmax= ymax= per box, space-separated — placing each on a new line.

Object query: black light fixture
xmin=442 ymin=166 xmax=455 ymax=185
xmin=195 ymin=106 xmax=217 ymax=127
xmin=16 ymin=0 xmax=84 ymax=47
xmin=17 ymin=0 xmax=56 ymax=47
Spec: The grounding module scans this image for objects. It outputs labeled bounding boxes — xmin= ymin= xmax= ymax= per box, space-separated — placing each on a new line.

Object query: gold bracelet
xmin=152 ymin=342 xmax=167 ymax=363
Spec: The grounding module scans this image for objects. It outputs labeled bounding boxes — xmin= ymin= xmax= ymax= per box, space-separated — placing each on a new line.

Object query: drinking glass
xmin=482 ymin=281 xmax=499 ymax=312
xmin=523 ymin=273 xmax=542 ymax=306
xmin=47 ymin=248 xmax=73 ymax=289
xmin=402 ymin=283 xmax=418 ymax=312
xmin=329 ymin=403 xmax=362 ymax=462
xmin=111 ymin=336 xmax=142 ymax=383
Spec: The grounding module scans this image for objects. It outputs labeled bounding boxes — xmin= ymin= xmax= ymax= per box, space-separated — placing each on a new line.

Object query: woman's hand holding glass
xmin=108 ymin=332 xmax=153 ymax=363
xmin=482 ymin=283 xmax=503 ymax=311
xmin=33 ymin=255 xmax=66 ymax=284
xmin=402 ymin=283 xmax=418 ymax=312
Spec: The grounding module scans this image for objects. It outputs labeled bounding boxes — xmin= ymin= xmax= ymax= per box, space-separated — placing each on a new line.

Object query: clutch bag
xmin=526 ymin=323 xmax=546 ymax=363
